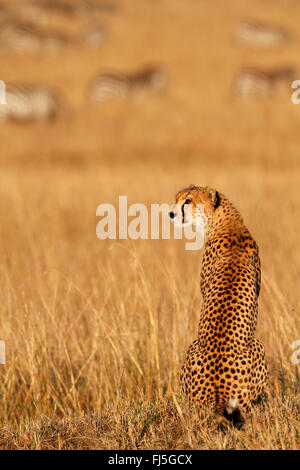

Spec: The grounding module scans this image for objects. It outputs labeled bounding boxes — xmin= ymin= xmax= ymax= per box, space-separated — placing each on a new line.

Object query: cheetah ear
xmin=208 ymin=188 xmax=220 ymax=209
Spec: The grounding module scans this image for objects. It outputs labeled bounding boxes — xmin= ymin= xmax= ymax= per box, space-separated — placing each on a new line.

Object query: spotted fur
xmin=171 ymin=186 xmax=268 ymax=426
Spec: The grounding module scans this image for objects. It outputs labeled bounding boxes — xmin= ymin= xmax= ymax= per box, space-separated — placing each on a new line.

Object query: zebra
xmin=0 ymin=21 xmax=69 ymax=52
xmin=0 ymin=80 xmax=5 ymax=104
xmin=0 ymin=19 xmax=107 ymax=51
xmin=234 ymin=20 xmax=290 ymax=47
xmin=232 ymin=66 xmax=296 ymax=97
xmin=88 ymin=66 xmax=167 ymax=102
xmin=14 ymin=0 xmax=115 ymax=22
xmin=0 ymin=84 xmax=67 ymax=123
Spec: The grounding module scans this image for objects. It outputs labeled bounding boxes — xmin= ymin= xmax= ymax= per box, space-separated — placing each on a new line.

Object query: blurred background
xmin=0 ymin=0 xmax=299 ymax=449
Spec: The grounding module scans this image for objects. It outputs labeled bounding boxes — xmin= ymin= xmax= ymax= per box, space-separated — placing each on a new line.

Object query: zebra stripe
xmin=89 ymin=74 xmax=131 ymax=102
xmin=0 ymin=22 xmax=69 ymax=52
xmin=89 ymin=67 xmax=167 ymax=102
xmin=0 ymin=20 xmax=106 ymax=51
xmin=232 ymin=67 xmax=296 ymax=97
xmin=14 ymin=0 xmax=116 ymax=22
xmin=234 ymin=20 xmax=290 ymax=47
xmin=0 ymin=80 xmax=5 ymax=104
xmin=0 ymin=84 xmax=65 ymax=122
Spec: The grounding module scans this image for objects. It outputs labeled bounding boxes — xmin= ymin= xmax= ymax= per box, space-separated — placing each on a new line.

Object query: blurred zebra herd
xmin=0 ymin=0 xmax=167 ymax=123
xmin=0 ymin=2 xmax=297 ymax=124
xmin=232 ymin=19 xmax=297 ymax=98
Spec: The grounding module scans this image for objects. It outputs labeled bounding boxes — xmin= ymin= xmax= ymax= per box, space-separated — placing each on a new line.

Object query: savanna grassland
xmin=0 ymin=0 xmax=300 ymax=450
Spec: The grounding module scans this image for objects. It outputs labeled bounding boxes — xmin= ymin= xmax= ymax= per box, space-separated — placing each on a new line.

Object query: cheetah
xmin=169 ymin=185 xmax=268 ymax=426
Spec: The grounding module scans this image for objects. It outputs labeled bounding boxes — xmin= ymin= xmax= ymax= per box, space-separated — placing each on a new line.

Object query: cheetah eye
xmin=185 ymin=199 xmax=192 ymax=204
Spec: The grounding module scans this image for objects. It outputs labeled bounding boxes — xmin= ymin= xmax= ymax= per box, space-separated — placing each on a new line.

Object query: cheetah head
xmin=169 ymin=185 xmax=221 ymax=231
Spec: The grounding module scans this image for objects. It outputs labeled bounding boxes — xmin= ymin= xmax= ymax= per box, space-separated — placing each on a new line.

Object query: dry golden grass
xmin=0 ymin=0 xmax=300 ymax=449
